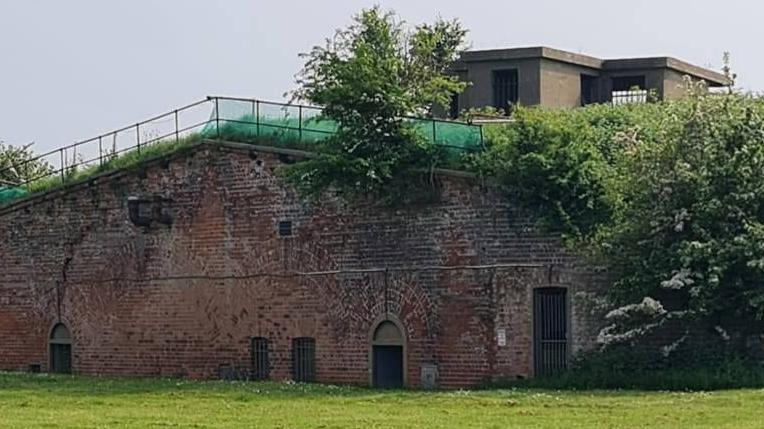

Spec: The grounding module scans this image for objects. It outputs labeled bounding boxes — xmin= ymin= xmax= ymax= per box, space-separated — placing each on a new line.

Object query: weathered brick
xmin=0 ymin=141 xmax=604 ymax=388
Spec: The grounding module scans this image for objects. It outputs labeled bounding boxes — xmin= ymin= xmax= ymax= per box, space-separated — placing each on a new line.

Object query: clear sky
xmin=1 ymin=0 xmax=760 ymax=153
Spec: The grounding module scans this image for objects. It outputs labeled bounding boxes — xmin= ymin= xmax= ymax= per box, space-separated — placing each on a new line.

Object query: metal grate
xmin=251 ymin=337 xmax=270 ymax=380
xmin=611 ymin=75 xmax=648 ymax=105
xmin=492 ymin=69 xmax=519 ymax=112
xmin=292 ymin=337 xmax=316 ymax=383
xmin=533 ymin=288 xmax=568 ymax=377
xmin=612 ymin=89 xmax=648 ymax=105
xmin=278 ymin=220 xmax=293 ymax=237
xmin=50 ymin=344 xmax=72 ymax=374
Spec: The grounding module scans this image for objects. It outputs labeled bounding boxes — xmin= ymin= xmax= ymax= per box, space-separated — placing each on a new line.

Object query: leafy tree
xmin=479 ymin=78 xmax=764 ymax=360
xmin=474 ymin=101 xmax=669 ymax=240
xmin=595 ymin=85 xmax=764 ymax=355
xmin=284 ymin=7 xmax=468 ymax=204
xmin=0 ymin=140 xmax=52 ymax=187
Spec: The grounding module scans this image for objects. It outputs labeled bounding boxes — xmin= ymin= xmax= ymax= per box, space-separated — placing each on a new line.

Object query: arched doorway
xmin=49 ymin=323 xmax=72 ymax=374
xmin=371 ymin=320 xmax=405 ymax=389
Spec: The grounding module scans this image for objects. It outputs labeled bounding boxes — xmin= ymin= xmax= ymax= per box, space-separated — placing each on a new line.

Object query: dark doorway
xmin=449 ymin=92 xmax=460 ymax=119
xmin=580 ymin=74 xmax=598 ymax=106
xmin=49 ymin=323 xmax=72 ymax=374
xmin=492 ymin=69 xmax=519 ymax=112
xmin=251 ymin=337 xmax=269 ymax=380
xmin=373 ymin=345 xmax=403 ymax=388
xmin=371 ymin=320 xmax=405 ymax=388
xmin=533 ymin=288 xmax=568 ymax=377
xmin=292 ymin=337 xmax=316 ymax=383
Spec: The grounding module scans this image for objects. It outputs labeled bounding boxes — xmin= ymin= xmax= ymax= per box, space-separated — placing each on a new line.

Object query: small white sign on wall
xmin=497 ymin=329 xmax=507 ymax=347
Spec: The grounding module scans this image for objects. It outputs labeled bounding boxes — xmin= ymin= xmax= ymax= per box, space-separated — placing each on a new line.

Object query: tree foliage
xmin=0 ymin=140 xmax=52 ymax=187
xmin=596 ymin=85 xmax=764 ymax=354
xmin=284 ymin=7 xmax=468 ymax=204
xmin=477 ymin=80 xmax=764 ymax=358
xmin=473 ymin=100 xmax=669 ymax=239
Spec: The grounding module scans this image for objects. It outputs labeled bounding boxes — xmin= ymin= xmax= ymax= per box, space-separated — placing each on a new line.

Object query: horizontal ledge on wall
xmin=207 ymin=139 xmax=477 ymax=179
xmin=0 ymin=263 xmax=548 ymax=287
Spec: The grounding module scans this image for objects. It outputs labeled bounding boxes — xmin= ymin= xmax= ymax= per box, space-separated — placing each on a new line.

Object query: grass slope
xmin=1 ymin=372 xmax=763 ymax=428
xmin=9 ymin=130 xmax=306 ymax=203
xmin=5 ymin=118 xmax=479 ymax=206
xmin=21 ymin=134 xmax=205 ymax=197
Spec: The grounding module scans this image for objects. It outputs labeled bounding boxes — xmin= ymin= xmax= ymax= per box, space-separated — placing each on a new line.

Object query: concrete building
xmin=0 ymin=141 xmax=604 ymax=389
xmin=448 ymin=46 xmax=731 ymax=115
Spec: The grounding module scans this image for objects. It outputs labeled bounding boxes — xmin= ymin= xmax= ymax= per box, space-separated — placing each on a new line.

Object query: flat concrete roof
xmin=457 ymin=46 xmax=730 ymax=86
xmin=459 ymin=46 xmax=603 ymax=69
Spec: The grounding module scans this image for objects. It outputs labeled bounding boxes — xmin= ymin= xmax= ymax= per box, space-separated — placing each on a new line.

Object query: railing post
xmin=215 ymin=97 xmax=220 ymax=139
xmin=255 ymin=100 xmax=260 ymax=137
xmin=59 ymin=149 xmax=65 ymax=184
xmin=99 ymin=136 xmax=103 ymax=167
xmin=432 ymin=120 xmax=437 ymax=144
xmin=174 ymin=110 xmax=180 ymax=143
xmin=298 ymin=105 xmax=303 ymax=141
xmin=136 ymin=124 xmax=141 ymax=154
xmin=479 ymin=125 xmax=484 ymax=150
xmin=251 ymin=99 xmax=256 ymax=138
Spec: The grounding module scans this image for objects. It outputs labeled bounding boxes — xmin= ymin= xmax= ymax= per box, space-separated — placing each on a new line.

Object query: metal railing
xmin=611 ymin=89 xmax=649 ymax=105
xmin=1 ymin=97 xmax=214 ymax=189
xmin=0 ymin=96 xmax=485 ymax=191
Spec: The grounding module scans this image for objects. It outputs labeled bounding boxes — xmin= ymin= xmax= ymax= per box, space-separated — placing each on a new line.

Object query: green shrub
xmin=476 ymin=87 xmax=764 ymax=360
xmin=493 ymin=351 xmax=764 ymax=391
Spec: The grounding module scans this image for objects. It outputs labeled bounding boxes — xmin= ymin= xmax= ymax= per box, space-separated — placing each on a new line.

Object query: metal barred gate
xmin=292 ymin=337 xmax=316 ymax=382
xmin=533 ymin=288 xmax=568 ymax=377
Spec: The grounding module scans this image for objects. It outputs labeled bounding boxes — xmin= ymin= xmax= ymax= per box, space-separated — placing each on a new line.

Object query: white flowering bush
xmin=0 ymin=141 xmax=52 ymax=186
xmin=593 ymin=86 xmax=764 ymax=354
xmin=481 ymin=78 xmax=764 ymax=359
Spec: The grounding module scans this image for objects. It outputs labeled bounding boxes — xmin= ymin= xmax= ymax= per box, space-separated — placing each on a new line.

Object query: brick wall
xmin=0 ymin=141 xmax=604 ymax=388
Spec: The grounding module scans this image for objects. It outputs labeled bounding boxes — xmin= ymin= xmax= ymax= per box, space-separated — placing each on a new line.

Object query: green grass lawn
xmin=1 ymin=372 xmax=763 ymax=428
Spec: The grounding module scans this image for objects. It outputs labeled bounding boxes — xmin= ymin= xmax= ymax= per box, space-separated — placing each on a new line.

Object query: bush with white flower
xmin=479 ymin=75 xmax=764 ymax=360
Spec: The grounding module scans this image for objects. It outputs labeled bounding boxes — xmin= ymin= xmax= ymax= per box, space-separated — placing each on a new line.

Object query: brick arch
xmin=318 ymin=270 xmax=437 ymax=346
xmin=368 ymin=315 xmax=408 ymax=386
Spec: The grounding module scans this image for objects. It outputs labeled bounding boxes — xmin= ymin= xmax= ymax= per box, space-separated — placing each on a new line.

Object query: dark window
xmin=292 ymin=337 xmax=316 ymax=382
xmin=128 ymin=198 xmax=153 ymax=227
xmin=251 ymin=337 xmax=270 ymax=380
xmin=127 ymin=197 xmax=172 ymax=226
xmin=611 ymin=75 xmax=646 ymax=91
xmin=611 ymin=76 xmax=649 ymax=105
xmin=580 ymin=75 xmax=598 ymax=106
xmin=278 ymin=220 xmax=293 ymax=237
xmin=449 ymin=93 xmax=460 ymax=119
xmin=49 ymin=323 xmax=72 ymax=374
xmin=492 ymin=69 xmax=519 ymax=112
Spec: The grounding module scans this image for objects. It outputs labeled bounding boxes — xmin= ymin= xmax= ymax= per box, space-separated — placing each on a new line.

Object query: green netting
xmin=202 ymin=99 xmax=483 ymax=152
xmin=0 ymin=187 xmax=28 ymax=205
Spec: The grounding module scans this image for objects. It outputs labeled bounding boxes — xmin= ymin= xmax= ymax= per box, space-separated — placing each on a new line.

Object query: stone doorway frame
xmin=368 ymin=315 xmax=407 ymax=388
xmin=49 ymin=323 xmax=72 ymax=374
